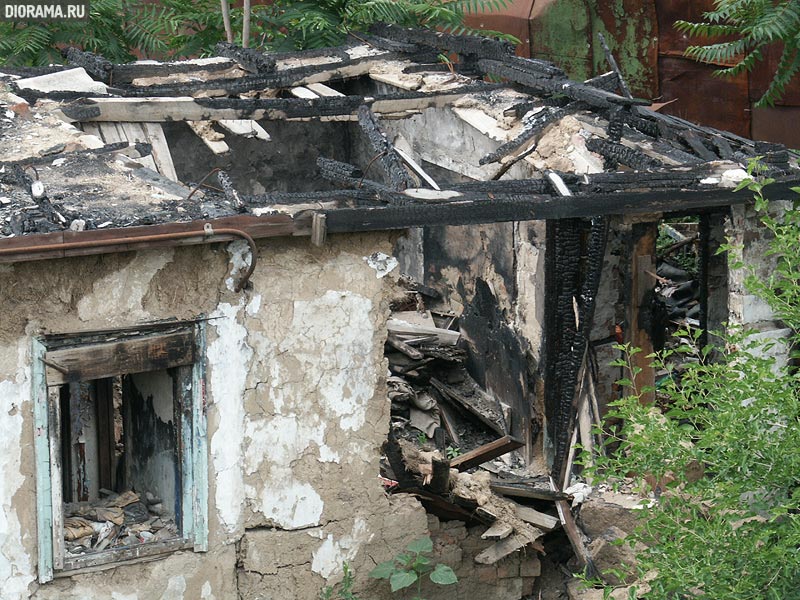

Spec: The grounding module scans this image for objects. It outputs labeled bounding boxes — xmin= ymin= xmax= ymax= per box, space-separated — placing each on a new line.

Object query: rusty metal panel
xmin=658 ymin=56 xmax=751 ymax=137
xmin=528 ymin=0 xmax=593 ymax=82
xmin=594 ymin=0 xmax=659 ymax=99
xmin=752 ymin=107 xmax=800 ymax=148
xmin=748 ymin=43 xmax=800 ymax=106
xmin=655 ymin=0 xmax=716 ymax=54
xmin=465 ymin=0 xmax=535 ymax=57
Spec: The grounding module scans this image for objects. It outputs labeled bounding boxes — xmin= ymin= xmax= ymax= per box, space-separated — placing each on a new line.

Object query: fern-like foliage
xmin=0 ymin=0 xmax=516 ymax=66
xmin=675 ymin=0 xmax=800 ymax=106
xmin=258 ymin=0 xmax=518 ymax=51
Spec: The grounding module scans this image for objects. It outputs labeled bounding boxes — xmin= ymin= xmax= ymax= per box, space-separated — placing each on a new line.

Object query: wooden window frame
xmin=32 ymin=321 xmax=208 ymax=583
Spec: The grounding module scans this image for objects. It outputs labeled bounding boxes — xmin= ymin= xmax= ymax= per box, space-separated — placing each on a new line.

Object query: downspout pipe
xmin=0 ymin=224 xmax=257 ymax=292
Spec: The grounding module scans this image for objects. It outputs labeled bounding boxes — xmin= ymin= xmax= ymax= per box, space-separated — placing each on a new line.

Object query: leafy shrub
xmin=369 ymin=536 xmax=458 ymax=600
xmin=0 ymin=0 xmax=516 ymax=65
xmin=590 ymin=176 xmax=800 ymax=598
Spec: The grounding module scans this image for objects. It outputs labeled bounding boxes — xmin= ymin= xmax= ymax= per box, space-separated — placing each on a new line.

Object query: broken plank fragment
xmin=387 ymin=319 xmax=460 ymax=346
xmin=394 ymin=146 xmax=440 ymax=190
xmin=489 ymin=481 xmax=571 ymax=502
xmin=311 ymin=213 xmax=327 ymax=247
xmin=512 ymin=501 xmax=561 ymax=531
xmin=305 ymin=82 xmax=345 ymax=97
xmin=386 ymin=335 xmax=424 ymax=360
xmin=428 ymin=457 xmax=451 ymax=495
xmin=481 ymin=521 xmax=514 ymax=540
xmin=290 ymin=86 xmax=320 ymax=99
xmin=141 ymin=122 xmax=178 ymax=181
xmin=474 ymin=534 xmax=529 ymax=565
xmin=187 ymin=121 xmax=229 ymax=154
xmin=449 ymin=435 xmax=523 ymax=472
xmin=217 ymin=119 xmax=271 ymax=141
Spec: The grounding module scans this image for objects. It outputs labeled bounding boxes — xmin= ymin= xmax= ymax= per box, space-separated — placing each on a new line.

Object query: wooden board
xmin=305 ymin=82 xmax=345 ymax=97
xmin=512 ymin=501 xmax=561 ymax=531
xmin=481 ymin=521 xmax=514 ymax=540
xmin=450 ymin=435 xmax=524 ymax=472
xmin=142 ymin=122 xmax=179 ymax=181
xmin=59 ymin=90 xmax=476 ymax=123
xmin=45 ymin=331 xmax=195 ymax=385
xmin=474 ymin=534 xmax=530 ymax=565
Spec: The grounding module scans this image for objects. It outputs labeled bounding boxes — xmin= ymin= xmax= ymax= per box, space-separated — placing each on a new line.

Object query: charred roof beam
xmin=356 ymin=105 xmax=416 ymax=191
xmin=215 ymin=42 xmax=277 ymax=74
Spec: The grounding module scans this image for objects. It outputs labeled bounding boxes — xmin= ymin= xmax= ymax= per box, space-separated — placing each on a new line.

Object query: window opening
xmin=33 ymin=323 xmax=208 ymax=582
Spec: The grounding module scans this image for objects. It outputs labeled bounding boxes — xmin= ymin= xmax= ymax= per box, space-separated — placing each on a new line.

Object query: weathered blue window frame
xmin=32 ymin=322 xmax=208 ymax=583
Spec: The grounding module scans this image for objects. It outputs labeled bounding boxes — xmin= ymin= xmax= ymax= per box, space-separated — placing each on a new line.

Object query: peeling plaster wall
xmin=727 ymin=201 xmax=793 ymax=367
xmin=0 ymin=232 xmax=431 ymax=600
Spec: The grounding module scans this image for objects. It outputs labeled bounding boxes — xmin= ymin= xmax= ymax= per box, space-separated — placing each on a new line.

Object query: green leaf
xmin=430 ymin=563 xmax=458 ymax=585
xmin=389 ymin=570 xmax=418 ymax=592
xmin=369 ymin=560 xmax=396 ymax=580
xmin=406 ymin=536 xmax=433 ymax=554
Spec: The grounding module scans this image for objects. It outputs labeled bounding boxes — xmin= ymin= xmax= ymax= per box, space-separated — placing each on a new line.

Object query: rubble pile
xmin=63 ymin=490 xmax=178 ymax=558
xmin=380 ymin=284 xmax=564 ymax=567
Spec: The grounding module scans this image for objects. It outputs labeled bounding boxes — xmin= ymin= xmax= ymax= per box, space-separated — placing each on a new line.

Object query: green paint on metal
xmin=529 ymin=0 xmax=592 ymax=82
xmin=192 ymin=321 xmax=208 ymax=552
xmin=32 ymin=338 xmax=54 ymax=583
xmin=589 ymin=0 xmax=656 ymax=98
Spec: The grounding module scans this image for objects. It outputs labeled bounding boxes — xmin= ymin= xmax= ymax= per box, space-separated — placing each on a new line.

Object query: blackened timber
xmin=214 ymin=42 xmax=276 ymax=73
xmin=618 ymin=111 xmax=660 ymax=138
xmin=450 ymin=435 xmax=524 ymax=472
xmin=477 ymin=59 xmax=649 ymax=109
xmin=585 ymin=137 xmax=662 ymax=170
xmin=217 ymin=171 xmax=246 ymax=211
xmin=479 ymin=102 xmax=586 ymax=165
xmin=681 ymin=131 xmax=718 ymax=161
xmin=246 ymin=189 xmax=384 ymax=206
xmin=323 ymin=177 xmax=800 ymax=231
xmin=583 ymin=71 xmax=621 ymax=92
xmin=369 ymin=23 xmax=515 ymax=62
xmin=63 ymin=48 xmax=112 ymax=83
xmin=118 ymin=50 xmax=400 ymax=97
xmin=357 ymin=105 xmax=415 ymax=191
xmin=316 ymin=157 xmax=396 ymax=197
xmin=111 ymin=59 xmax=238 ymax=85
xmin=60 ymin=85 xmax=496 ymax=122
xmin=450 ymin=178 xmax=555 ymax=194
xmin=712 ymin=135 xmax=734 ymax=160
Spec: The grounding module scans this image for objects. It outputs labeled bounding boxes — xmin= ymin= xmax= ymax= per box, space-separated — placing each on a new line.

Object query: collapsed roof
xmin=1 ymin=24 xmax=799 ymax=264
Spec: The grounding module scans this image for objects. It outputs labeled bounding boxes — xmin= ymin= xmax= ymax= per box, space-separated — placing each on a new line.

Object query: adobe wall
xmin=0 ymin=233 xmax=435 ymax=600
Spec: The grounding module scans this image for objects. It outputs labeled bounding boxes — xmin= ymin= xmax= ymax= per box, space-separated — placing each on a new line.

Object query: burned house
xmin=1 ymin=26 xmax=798 ymax=600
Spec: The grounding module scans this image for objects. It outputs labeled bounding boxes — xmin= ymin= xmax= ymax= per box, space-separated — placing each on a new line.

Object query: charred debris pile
xmin=380 ymin=277 xmax=566 ymax=565
xmin=1 ymin=23 xmax=798 ymax=244
xmin=63 ymin=490 xmax=178 ymax=559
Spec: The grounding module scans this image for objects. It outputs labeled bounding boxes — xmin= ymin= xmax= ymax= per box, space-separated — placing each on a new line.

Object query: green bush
xmin=0 ymin=0 xmax=516 ymax=65
xmin=590 ymin=174 xmax=800 ymax=598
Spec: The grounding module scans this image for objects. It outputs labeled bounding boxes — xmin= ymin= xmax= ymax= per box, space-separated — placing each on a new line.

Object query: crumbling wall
xmin=0 ymin=232 xmax=438 ymax=599
xmin=727 ymin=201 xmax=793 ymax=366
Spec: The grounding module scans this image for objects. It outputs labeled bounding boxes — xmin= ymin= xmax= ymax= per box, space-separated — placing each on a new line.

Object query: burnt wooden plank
xmin=357 ymin=105 xmax=416 ymax=190
xmin=489 ymin=481 xmax=571 ymax=502
xmin=681 ymin=130 xmax=718 ymax=161
xmin=214 ymin=42 xmax=276 ymax=73
xmin=45 ymin=331 xmax=195 ymax=385
xmin=450 ymin=435 xmax=523 ymax=472
xmin=94 ymin=378 xmax=115 ymax=492
xmin=61 ymin=538 xmax=189 ymax=572
xmin=324 ymin=177 xmax=800 ymax=232
xmin=59 ymin=86 xmax=491 ymax=122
